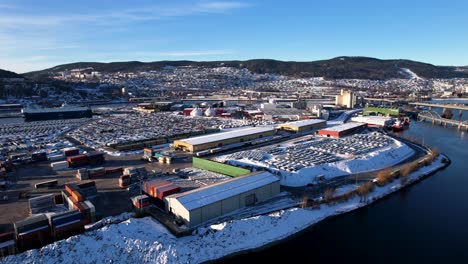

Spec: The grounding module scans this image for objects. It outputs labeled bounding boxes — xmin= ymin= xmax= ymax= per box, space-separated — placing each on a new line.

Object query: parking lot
xmin=68 ymin=112 xmax=269 ymax=150
xmin=217 ymin=132 xmax=395 ymax=172
xmin=0 ymin=119 xmax=89 ymax=159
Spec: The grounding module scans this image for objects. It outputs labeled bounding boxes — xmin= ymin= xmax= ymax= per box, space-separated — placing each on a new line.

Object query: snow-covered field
xmin=3 ymin=155 xmax=447 ymax=264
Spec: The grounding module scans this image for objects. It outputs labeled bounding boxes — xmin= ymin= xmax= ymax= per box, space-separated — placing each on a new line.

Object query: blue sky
xmin=1 ymin=0 xmax=467 ymax=73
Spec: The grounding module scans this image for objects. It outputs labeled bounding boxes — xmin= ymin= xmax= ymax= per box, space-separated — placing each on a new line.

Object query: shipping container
xmin=48 ymin=154 xmax=65 ymax=162
xmin=34 ymin=179 xmax=58 ymax=189
xmin=52 ymin=219 xmax=84 ymax=241
xmin=16 ymin=227 xmax=51 ymax=251
xmin=156 ymin=185 xmax=180 ymax=199
xmin=106 ymin=167 xmax=123 ymax=174
xmin=77 ymin=181 xmax=95 ymax=189
xmin=14 ymin=215 xmax=50 ymax=234
xmin=64 ymin=185 xmax=84 ymax=202
xmin=132 ymin=194 xmax=150 ymax=208
xmin=51 ymin=161 xmax=69 ymax=170
xmin=29 ymin=194 xmax=55 ymax=214
xmin=31 ymin=152 xmax=47 ymax=162
xmin=66 ymin=154 xmax=88 ymax=163
xmin=63 ymin=148 xmax=79 ymax=157
xmin=53 ymin=194 xmax=63 ymax=205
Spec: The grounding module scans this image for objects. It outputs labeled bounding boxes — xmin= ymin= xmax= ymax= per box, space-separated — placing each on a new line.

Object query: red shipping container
xmin=53 ymin=220 xmax=84 ymax=241
xmin=16 ymin=227 xmax=52 ymax=252
xmin=64 ymin=149 xmax=79 ymax=157
xmin=65 ymin=185 xmax=84 ymax=202
xmin=53 ymin=194 xmax=63 ymax=205
xmin=67 ymin=155 xmax=88 ymax=163
xmin=157 ymin=185 xmax=181 ymax=199
xmin=89 ymin=172 xmax=105 ymax=178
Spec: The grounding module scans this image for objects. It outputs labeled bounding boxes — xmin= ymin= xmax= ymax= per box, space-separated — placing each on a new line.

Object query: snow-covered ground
xmin=400 ymin=68 xmax=423 ymax=80
xmin=3 ymin=155 xmax=447 ymax=264
xmin=220 ymin=137 xmax=415 ymax=187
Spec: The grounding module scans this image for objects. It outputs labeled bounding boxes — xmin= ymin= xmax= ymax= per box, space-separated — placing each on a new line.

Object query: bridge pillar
xmin=460 ymin=110 xmax=463 ymax=118
xmin=458 ymin=125 xmax=461 ymax=131
xmin=432 ymin=120 xmax=435 ymax=125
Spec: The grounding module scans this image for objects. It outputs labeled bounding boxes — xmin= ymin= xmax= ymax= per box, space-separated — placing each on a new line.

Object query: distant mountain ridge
xmin=0 ymin=69 xmax=23 ymax=79
xmin=24 ymin=57 xmax=468 ymax=80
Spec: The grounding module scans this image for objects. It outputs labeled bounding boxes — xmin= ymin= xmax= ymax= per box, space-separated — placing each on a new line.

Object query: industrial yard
xmin=0 ymin=97 xmax=445 ymax=259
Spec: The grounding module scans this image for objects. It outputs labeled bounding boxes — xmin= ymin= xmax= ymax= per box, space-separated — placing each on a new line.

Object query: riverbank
xmin=2 ymin=152 xmax=449 ymax=263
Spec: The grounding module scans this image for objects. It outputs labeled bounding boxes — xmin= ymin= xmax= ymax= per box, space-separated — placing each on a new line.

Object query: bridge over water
xmin=418 ymin=110 xmax=468 ymax=131
xmin=410 ymin=102 xmax=468 ymax=111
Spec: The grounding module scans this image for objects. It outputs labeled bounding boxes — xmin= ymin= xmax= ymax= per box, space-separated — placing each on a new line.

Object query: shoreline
xmin=2 ymin=147 xmax=451 ymax=263
xmin=210 ymin=154 xmax=451 ymax=263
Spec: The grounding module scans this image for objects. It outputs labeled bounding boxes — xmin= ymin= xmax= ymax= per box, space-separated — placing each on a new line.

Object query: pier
xmin=417 ymin=110 xmax=468 ymax=131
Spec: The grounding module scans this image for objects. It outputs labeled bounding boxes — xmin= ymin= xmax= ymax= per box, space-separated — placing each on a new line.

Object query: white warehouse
xmin=164 ymin=171 xmax=280 ymax=227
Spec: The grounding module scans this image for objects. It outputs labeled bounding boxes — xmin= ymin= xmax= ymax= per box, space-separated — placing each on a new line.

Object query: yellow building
xmin=278 ymin=119 xmax=326 ymax=132
xmin=335 ymin=89 xmax=356 ymax=108
xmin=174 ymin=126 xmax=276 ymax=152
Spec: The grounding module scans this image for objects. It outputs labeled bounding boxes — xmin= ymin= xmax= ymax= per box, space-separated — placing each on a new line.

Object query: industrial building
xmin=335 ymin=89 xmax=356 ymax=108
xmin=260 ymin=108 xmax=314 ymax=121
xmin=318 ymin=122 xmax=367 ymax=138
xmin=278 ymin=119 xmax=327 ymax=132
xmin=350 ymin=116 xmax=394 ymax=128
xmin=174 ymin=126 xmax=276 ymax=152
xmin=164 ymin=171 xmax=280 ymax=227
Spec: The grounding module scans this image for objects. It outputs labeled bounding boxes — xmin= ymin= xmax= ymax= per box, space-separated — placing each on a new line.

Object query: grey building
xmin=164 ymin=171 xmax=280 ymax=227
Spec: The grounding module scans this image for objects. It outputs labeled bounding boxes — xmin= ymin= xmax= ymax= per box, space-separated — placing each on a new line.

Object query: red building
xmin=318 ymin=122 xmax=367 ymax=138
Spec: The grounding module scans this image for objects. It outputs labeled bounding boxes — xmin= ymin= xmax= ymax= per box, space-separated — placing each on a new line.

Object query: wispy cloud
xmin=0 ymin=1 xmax=250 ymax=28
xmin=0 ymin=1 xmax=250 ymax=72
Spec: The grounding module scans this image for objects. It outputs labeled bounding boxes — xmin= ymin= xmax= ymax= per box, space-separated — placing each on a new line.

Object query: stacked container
xmin=47 ymin=210 xmax=84 ymax=241
xmin=86 ymin=153 xmax=105 ymax=165
xmin=119 ymin=175 xmax=131 ymax=188
xmin=61 ymin=185 xmax=96 ymax=225
xmin=105 ymin=167 xmax=123 ymax=175
xmin=88 ymin=167 xmax=105 ymax=178
xmin=76 ymin=168 xmax=89 ymax=180
xmin=67 ymin=155 xmax=89 ymax=168
xmin=48 ymin=153 xmax=65 ymax=162
xmin=76 ymin=181 xmax=97 ymax=198
xmin=63 ymin=148 xmax=79 ymax=157
xmin=14 ymin=214 xmax=52 ymax=251
xmin=0 ymin=232 xmax=15 ymax=256
xmin=131 ymin=194 xmax=150 ymax=209
xmin=31 ymin=152 xmax=47 ymax=162
xmin=143 ymin=179 xmax=180 ymax=200
xmin=29 ymin=194 xmax=55 ymax=214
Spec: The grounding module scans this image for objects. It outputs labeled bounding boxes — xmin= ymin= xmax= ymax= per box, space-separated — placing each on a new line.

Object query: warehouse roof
xmin=177 ymin=126 xmax=276 ymax=146
xmin=168 ymin=171 xmax=279 ymax=211
xmin=321 ymin=122 xmax=366 ymax=132
xmin=281 ymin=119 xmax=326 ymax=127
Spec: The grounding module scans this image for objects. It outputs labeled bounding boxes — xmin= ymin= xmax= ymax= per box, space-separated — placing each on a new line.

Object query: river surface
xmin=221 ymin=120 xmax=468 ymax=263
